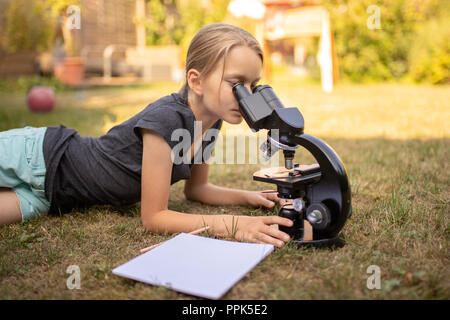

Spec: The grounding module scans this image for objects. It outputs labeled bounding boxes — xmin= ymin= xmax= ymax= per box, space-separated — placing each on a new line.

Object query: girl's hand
xmin=245 ymin=190 xmax=288 ymax=208
xmin=231 ymin=215 xmax=293 ymax=248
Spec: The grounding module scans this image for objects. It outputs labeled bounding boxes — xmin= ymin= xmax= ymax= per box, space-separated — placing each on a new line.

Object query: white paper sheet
xmin=112 ymin=233 xmax=274 ymax=299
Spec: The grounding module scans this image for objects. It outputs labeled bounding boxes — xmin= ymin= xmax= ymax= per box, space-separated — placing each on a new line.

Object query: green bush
xmin=325 ymin=0 xmax=448 ymax=83
xmin=4 ymin=0 xmax=54 ymax=53
xmin=408 ymin=11 xmax=450 ymax=84
xmin=144 ymin=0 xmax=230 ymax=61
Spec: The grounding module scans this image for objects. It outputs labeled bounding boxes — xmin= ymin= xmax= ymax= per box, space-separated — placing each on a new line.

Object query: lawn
xmin=0 ymin=79 xmax=448 ymax=299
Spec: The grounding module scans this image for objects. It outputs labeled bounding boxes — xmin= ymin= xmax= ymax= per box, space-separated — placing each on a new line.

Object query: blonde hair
xmin=182 ymin=23 xmax=263 ymax=93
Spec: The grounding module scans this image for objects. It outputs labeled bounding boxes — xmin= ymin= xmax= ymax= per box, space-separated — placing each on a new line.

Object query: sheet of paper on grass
xmin=112 ymin=233 xmax=274 ymax=299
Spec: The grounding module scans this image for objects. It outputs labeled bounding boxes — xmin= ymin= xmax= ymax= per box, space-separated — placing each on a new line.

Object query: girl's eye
xmin=229 ymin=80 xmax=257 ymax=91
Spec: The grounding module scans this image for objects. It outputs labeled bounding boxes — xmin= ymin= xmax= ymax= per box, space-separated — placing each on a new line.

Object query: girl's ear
xmin=187 ymin=69 xmax=203 ymax=96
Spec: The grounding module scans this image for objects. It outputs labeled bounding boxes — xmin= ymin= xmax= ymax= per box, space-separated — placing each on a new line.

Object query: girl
xmin=0 ymin=23 xmax=293 ymax=248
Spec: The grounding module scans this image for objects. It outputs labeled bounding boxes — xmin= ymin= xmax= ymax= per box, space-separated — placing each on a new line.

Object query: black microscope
xmin=233 ymin=84 xmax=352 ymax=246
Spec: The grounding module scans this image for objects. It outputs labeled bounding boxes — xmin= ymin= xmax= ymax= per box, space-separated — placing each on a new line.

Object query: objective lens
xmin=284 ymin=150 xmax=295 ymax=170
xmin=285 ymin=158 xmax=294 ymax=170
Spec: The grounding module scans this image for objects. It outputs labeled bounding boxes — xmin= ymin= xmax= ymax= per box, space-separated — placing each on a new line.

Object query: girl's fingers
xmin=265 ymin=194 xmax=279 ymax=203
xmin=262 ymin=215 xmax=293 ymax=227
xmin=262 ymin=224 xmax=291 ymax=243
xmin=259 ymin=195 xmax=275 ymax=207
xmin=254 ymin=232 xmax=285 ymax=248
xmin=263 ymin=193 xmax=289 ymax=206
xmin=257 ymin=193 xmax=281 ymax=207
xmin=262 ymin=191 xmax=280 ymax=200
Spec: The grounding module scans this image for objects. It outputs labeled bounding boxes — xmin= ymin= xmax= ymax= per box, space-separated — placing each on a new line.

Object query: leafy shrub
xmin=4 ymin=0 xmax=54 ymax=53
xmin=408 ymin=10 xmax=450 ymax=84
xmin=325 ymin=0 xmax=448 ymax=83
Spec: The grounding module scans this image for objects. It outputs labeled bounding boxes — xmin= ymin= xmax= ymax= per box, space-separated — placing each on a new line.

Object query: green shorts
xmin=0 ymin=126 xmax=50 ymax=221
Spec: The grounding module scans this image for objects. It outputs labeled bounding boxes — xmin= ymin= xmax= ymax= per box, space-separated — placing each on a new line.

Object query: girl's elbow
xmin=142 ymin=218 xmax=154 ymax=232
xmin=185 ymin=192 xmax=206 ymax=204
xmin=184 ymin=191 xmax=198 ymax=202
xmin=184 ymin=183 xmax=210 ymax=202
xmin=141 ymin=210 xmax=162 ymax=232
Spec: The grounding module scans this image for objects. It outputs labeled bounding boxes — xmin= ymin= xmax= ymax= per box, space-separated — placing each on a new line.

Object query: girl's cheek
xmin=219 ymin=85 xmax=233 ymax=101
xmin=225 ymin=89 xmax=238 ymax=107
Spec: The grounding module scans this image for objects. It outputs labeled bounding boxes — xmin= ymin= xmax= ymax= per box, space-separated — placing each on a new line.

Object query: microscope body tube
xmin=232 ymin=84 xmax=303 ymax=168
xmin=232 ymin=84 xmax=304 ymax=134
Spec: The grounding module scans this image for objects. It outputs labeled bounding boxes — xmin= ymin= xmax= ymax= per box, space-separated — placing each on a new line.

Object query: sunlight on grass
xmin=77 ymin=82 xmax=183 ymax=135
xmin=1 ymin=75 xmax=448 ymax=140
xmin=5 ymin=75 xmax=444 ymax=140
xmin=222 ymin=81 xmax=450 ymax=140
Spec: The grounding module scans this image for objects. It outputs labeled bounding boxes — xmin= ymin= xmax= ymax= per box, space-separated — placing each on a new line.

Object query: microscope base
xmin=289 ymin=234 xmax=345 ymax=248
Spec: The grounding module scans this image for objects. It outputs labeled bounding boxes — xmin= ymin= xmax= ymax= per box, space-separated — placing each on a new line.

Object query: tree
xmin=323 ymin=0 xmax=447 ymax=83
xmin=144 ymin=0 xmax=230 ymax=62
xmin=4 ymin=0 xmax=54 ymax=53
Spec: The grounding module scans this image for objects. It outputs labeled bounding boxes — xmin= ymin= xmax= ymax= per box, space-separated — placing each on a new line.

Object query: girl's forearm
xmin=185 ymin=183 xmax=249 ymax=206
xmin=143 ymin=209 xmax=236 ymax=238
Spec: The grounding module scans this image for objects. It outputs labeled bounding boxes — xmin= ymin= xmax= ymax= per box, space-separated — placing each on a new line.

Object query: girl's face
xmin=200 ymin=45 xmax=263 ymax=125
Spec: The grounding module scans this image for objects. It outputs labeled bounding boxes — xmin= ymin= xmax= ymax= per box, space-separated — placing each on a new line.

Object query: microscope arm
xmin=290 ymin=133 xmax=352 ymax=239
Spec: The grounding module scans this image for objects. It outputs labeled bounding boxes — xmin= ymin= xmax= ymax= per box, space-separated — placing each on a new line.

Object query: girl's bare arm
xmin=184 ymin=163 xmax=282 ymax=208
xmin=140 ymin=128 xmax=292 ymax=247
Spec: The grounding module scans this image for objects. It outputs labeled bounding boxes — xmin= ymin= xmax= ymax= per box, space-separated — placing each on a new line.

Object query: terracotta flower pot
xmin=54 ymin=56 xmax=85 ymax=86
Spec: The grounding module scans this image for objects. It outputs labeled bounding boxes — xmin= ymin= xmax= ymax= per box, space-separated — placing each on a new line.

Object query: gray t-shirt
xmin=43 ymin=90 xmax=223 ymax=215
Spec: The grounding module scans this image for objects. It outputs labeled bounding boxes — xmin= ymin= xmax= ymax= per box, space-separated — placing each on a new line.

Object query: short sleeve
xmin=133 ymin=106 xmax=190 ymax=150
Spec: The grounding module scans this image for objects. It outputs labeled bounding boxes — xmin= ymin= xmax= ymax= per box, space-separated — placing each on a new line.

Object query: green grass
xmin=0 ymin=79 xmax=448 ymax=299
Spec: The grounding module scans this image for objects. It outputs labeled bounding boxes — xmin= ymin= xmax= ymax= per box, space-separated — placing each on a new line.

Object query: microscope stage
xmin=253 ymin=164 xmax=321 ymax=187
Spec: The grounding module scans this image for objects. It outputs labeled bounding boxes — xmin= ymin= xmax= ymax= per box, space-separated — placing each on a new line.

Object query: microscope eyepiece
xmin=232 ymin=83 xmax=251 ymax=100
xmin=253 ymin=85 xmax=285 ymax=110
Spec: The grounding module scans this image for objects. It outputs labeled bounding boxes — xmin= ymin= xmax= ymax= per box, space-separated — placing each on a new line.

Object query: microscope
xmin=233 ymin=84 xmax=352 ymax=246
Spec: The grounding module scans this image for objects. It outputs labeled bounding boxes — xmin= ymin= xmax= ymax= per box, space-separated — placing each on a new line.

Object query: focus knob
xmin=306 ymin=203 xmax=331 ymax=230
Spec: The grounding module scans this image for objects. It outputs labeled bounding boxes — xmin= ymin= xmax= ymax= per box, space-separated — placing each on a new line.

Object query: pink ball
xmin=26 ymin=86 xmax=55 ymax=113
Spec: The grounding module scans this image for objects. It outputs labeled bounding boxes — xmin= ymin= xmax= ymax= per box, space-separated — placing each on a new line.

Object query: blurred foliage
xmin=0 ymin=76 xmax=67 ymax=93
xmin=144 ymin=0 xmax=230 ymax=63
xmin=142 ymin=0 xmax=448 ymax=84
xmin=2 ymin=0 xmax=80 ymax=54
xmin=45 ymin=0 xmax=80 ymax=18
xmin=1 ymin=0 xmax=448 ymax=84
xmin=325 ymin=0 xmax=449 ymax=84
xmin=407 ymin=12 xmax=450 ymax=84
xmin=4 ymin=0 xmax=54 ymax=53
